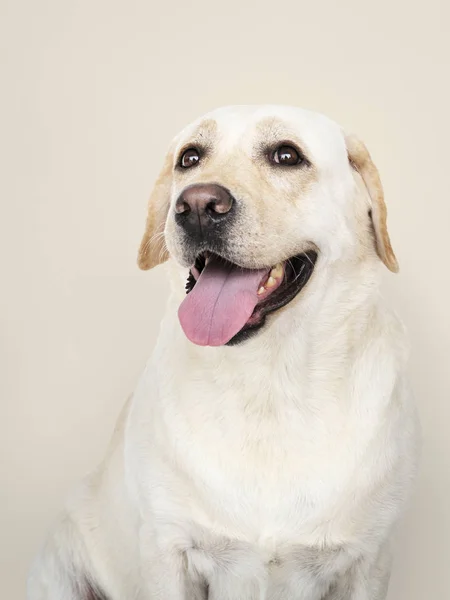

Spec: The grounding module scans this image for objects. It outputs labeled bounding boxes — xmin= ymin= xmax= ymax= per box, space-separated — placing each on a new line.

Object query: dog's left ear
xmin=137 ymin=149 xmax=174 ymax=271
xmin=345 ymin=134 xmax=399 ymax=273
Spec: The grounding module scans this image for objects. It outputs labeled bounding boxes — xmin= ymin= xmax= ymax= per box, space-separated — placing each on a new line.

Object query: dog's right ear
xmin=137 ymin=149 xmax=174 ymax=270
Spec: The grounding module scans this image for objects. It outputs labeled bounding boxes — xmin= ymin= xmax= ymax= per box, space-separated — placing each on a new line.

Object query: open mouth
xmin=178 ymin=250 xmax=318 ymax=346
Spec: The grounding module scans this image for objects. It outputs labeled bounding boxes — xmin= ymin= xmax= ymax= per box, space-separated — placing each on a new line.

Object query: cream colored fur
xmin=28 ymin=106 xmax=419 ymax=600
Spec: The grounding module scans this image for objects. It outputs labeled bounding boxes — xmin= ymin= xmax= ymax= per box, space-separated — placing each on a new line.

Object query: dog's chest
xmin=164 ymin=378 xmax=370 ymax=546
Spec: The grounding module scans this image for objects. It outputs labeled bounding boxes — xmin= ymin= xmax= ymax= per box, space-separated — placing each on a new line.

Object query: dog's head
xmin=138 ymin=106 xmax=397 ymax=347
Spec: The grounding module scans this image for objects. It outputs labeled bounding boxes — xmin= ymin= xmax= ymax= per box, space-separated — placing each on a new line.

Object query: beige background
xmin=1 ymin=0 xmax=449 ymax=598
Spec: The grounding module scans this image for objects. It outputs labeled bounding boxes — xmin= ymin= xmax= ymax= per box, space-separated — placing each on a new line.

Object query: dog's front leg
xmin=267 ymin=546 xmax=348 ymax=600
xmin=186 ymin=537 xmax=268 ymax=600
xmin=323 ymin=545 xmax=392 ymax=600
xmin=140 ymin=539 xmax=206 ymax=600
xmin=267 ymin=544 xmax=385 ymax=600
xmin=267 ymin=542 xmax=392 ymax=600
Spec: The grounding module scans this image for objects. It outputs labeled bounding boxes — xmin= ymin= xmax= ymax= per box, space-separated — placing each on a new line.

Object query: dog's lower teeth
xmin=266 ymin=276 xmax=276 ymax=288
xmin=270 ymin=263 xmax=283 ymax=279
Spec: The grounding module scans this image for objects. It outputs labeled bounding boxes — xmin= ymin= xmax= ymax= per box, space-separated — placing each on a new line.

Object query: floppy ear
xmin=137 ymin=150 xmax=174 ymax=270
xmin=345 ymin=134 xmax=399 ymax=273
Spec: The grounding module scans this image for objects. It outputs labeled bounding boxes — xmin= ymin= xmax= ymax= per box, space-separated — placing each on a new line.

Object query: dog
xmin=28 ymin=105 xmax=419 ymax=600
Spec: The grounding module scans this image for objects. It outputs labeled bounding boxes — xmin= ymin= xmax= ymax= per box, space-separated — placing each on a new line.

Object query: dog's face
xmin=138 ymin=106 xmax=397 ymax=347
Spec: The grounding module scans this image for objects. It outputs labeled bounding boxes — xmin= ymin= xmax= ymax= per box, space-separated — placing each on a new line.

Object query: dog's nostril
xmin=175 ymin=199 xmax=191 ymax=215
xmin=206 ymin=199 xmax=223 ymax=215
xmin=205 ymin=201 xmax=215 ymax=215
xmin=210 ymin=197 xmax=232 ymax=214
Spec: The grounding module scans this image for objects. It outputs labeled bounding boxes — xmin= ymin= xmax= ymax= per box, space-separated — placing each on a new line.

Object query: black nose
xmin=175 ymin=184 xmax=235 ymax=238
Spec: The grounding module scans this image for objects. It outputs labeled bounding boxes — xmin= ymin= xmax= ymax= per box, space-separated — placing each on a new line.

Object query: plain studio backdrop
xmin=1 ymin=0 xmax=449 ymax=598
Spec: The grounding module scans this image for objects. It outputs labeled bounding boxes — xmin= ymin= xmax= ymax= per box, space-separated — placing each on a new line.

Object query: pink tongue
xmin=178 ymin=256 xmax=268 ymax=346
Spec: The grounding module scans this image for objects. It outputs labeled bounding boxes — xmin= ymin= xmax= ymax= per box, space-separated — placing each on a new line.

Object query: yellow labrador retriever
xmin=28 ymin=106 xmax=419 ymax=600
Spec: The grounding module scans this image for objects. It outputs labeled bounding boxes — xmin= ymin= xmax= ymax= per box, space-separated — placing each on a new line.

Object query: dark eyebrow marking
xmin=175 ymin=119 xmax=218 ymax=168
xmin=253 ymin=117 xmax=314 ymax=166
xmin=190 ymin=118 xmax=218 ymax=141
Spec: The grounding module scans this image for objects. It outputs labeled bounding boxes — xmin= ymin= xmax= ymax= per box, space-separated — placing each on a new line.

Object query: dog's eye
xmin=271 ymin=145 xmax=303 ymax=166
xmin=180 ymin=148 xmax=201 ymax=169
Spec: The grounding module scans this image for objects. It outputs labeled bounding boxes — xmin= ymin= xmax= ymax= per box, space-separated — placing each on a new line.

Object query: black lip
xmin=184 ymin=250 xmax=318 ymax=346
